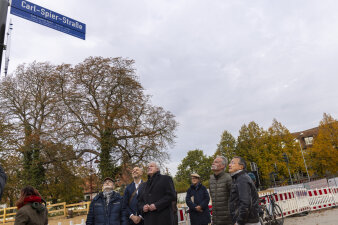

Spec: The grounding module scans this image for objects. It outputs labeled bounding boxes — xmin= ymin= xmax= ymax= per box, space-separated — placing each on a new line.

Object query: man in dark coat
xmin=229 ymin=156 xmax=260 ymax=225
xmin=123 ymin=167 xmax=144 ymax=225
xmin=138 ymin=162 xmax=176 ymax=225
xmin=186 ymin=173 xmax=210 ymax=225
xmin=172 ymin=192 xmax=178 ymax=225
xmin=0 ymin=163 xmax=7 ymax=201
xmin=86 ymin=177 xmax=127 ymax=225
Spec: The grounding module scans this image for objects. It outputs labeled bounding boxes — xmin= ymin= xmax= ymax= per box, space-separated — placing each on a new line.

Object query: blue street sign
xmin=10 ymin=0 xmax=86 ymax=40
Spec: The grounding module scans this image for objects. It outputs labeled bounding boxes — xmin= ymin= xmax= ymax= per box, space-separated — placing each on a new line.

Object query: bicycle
xmin=259 ymin=193 xmax=284 ymax=225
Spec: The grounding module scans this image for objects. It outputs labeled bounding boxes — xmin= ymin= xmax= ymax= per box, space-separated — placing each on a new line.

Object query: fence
xmin=0 ymin=202 xmax=90 ymax=224
xmin=258 ymin=186 xmax=336 ymax=222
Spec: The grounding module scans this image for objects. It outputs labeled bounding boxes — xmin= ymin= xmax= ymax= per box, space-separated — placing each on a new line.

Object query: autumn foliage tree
xmin=263 ymin=119 xmax=305 ymax=184
xmin=0 ymin=62 xmax=89 ymax=203
xmin=308 ymin=113 xmax=338 ymax=177
xmin=235 ymin=120 xmax=306 ymax=186
xmin=55 ymin=57 xmax=178 ymax=178
xmin=0 ymin=57 xmax=178 ymax=203
xmin=214 ymin=130 xmax=236 ymax=162
xmin=0 ymin=153 xmax=22 ymax=206
xmin=0 ymin=62 xmax=63 ymax=190
xmin=236 ymin=121 xmax=265 ymax=171
xmin=175 ymin=149 xmax=213 ymax=192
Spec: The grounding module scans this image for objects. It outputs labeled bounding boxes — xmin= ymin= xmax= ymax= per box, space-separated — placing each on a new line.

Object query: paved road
xmin=7 ymin=207 xmax=338 ymax=225
xmin=284 ymin=207 xmax=338 ymax=225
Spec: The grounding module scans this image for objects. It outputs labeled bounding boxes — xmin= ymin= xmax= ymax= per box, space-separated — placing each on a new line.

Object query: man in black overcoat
xmin=138 ymin=162 xmax=176 ymax=225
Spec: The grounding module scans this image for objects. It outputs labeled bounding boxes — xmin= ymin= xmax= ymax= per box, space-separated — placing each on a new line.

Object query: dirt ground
xmin=5 ymin=207 xmax=338 ymax=225
xmin=6 ymin=215 xmax=88 ymax=225
xmin=48 ymin=215 xmax=87 ymax=225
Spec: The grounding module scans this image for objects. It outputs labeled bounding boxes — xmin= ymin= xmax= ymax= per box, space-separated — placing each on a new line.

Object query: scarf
xmin=19 ymin=196 xmax=45 ymax=213
xmin=24 ymin=196 xmax=42 ymax=205
xmin=103 ymin=190 xmax=114 ymax=207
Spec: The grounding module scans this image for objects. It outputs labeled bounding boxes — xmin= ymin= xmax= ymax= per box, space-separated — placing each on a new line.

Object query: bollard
xmin=58 ymin=222 xmax=61 ymax=225
xmin=81 ymin=219 xmax=85 ymax=225
xmin=70 ymin=221 xmax=73 ymax=225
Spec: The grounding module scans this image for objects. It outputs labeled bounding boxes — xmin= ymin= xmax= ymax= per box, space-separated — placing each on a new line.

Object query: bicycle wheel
xmin=272 ymin=204 xmax=284 ymax=225
xmin=262 ymin=206 xmax=272 ymax=225
xmin=259 ymin=216 xmax=265 ymax=225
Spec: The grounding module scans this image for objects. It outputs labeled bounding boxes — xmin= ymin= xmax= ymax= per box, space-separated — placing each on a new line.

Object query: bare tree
xmin=0 ymin=62 xmax=65 ymax=188
xmin=55 ymin=57 xmax=178 ymax=178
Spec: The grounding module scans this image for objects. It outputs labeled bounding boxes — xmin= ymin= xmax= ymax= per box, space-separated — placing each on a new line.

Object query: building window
xmin=304 ymin=137 xmax=313 ymax=145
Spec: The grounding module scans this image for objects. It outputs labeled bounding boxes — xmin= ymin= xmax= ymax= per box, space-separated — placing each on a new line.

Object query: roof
xmin=291 ymin=126 xmax=319 ymax=138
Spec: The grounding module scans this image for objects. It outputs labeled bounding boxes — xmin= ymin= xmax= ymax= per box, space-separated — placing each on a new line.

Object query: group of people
xmin=86 ymin=162 xmax=176 ymax=225
xmin=192 ymin=156 xmax=260 ymax=225
xmin=0 ymin=155 xmax=260 ymax=225
xmin=86 ymin=156 xmax=260 ymax=225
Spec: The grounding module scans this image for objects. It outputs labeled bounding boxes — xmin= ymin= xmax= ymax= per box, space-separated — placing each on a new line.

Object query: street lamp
xmin=282 ymin=152 xmax=293 ymax=185
xmin=295 ymin=133 xmax=310 ymax=182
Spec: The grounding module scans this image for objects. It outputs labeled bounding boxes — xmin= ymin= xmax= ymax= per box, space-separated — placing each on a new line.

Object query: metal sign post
xmin=0 ymin=0 xmax=9 ymax=73
xmin=4 ymin=19 xmax=13 ymax=76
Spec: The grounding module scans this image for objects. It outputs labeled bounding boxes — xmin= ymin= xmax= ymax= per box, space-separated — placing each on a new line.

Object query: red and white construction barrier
xmin=330 ymin=186 xmax=338 ymax=206
xmin=294 ymin=188 xmax=311 ymax=213
xmin=259 ymin=187 xmax=337 ymax=219
xmin=276 ymin=191 xmax=292 ymax=216
xmin=308 ymin=187 xmax=336 ymax=211
xmin=177 ymin=207 xmax=190 ymax=225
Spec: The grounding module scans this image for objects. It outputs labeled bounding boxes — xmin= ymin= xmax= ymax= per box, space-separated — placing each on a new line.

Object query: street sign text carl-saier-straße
xmin=10 ymin=0 xmax=86 ymax=40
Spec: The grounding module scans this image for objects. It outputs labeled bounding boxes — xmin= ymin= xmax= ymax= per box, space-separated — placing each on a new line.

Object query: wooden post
xmin=63 ymin=202 xmax=67 ymax=217
xmin=3 ymin=208 xmax=6 ymax=224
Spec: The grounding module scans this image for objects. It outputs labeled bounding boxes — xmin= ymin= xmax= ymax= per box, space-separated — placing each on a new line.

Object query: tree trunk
xmin=99 ymin=130 xmax=115 ymax=179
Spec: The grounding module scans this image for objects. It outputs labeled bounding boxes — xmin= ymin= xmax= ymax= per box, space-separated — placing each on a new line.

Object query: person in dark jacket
xmin=137 ymin=162 xmax=175 ymax=225
xmin=86 ymin=177 xmax=127 ymax=225
xmin=123 ymin=167 xmax=144 ymax=225
xmin=14 ymin=186 xmax=48 ymax=225
xmin=229 ymin=156 xmax=260 ymax=225
xmin=0 ymin=164 xmax=7 ymax=201
xmin=185 ymin=173 xmax=210 ymax=225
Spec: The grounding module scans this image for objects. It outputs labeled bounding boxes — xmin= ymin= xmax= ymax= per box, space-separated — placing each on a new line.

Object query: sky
xmin=1 ymin=0 xmax=338 ymax=175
